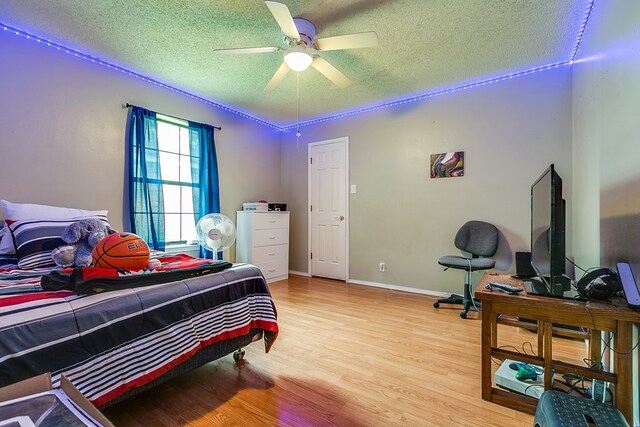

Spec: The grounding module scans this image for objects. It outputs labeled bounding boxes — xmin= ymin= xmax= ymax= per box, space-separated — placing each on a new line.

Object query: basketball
xmin=92 ymin=232 xmax=150 ymax=270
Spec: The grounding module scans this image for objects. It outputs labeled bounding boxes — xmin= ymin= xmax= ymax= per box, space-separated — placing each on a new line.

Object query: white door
xmin=308 ymin=137 xmax=348 ymax=280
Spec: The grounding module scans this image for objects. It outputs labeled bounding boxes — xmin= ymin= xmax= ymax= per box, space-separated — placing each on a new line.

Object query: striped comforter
xmin=0 ymin=263 xmax=278 ymax=407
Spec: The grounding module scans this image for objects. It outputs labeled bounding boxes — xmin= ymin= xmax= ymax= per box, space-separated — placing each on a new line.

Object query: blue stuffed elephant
xmin=52 ymin=218 xmax=116 ymax=267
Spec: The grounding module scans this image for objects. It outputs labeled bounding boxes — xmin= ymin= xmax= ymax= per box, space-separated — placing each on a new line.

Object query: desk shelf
xmin=475 ymin=273 xmax=640 ymax=424
xmin=496 ymin=315 xmax=589 ymax=340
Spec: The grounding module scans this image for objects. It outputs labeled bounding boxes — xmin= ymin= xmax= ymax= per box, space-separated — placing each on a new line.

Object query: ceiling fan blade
xmin=264 ymin=62 xmax=291 ymax=92
xmin=311 ymin=56 xmax=352 ymax=88
xmin=315 ymin=31 xmax=379 ymax=51
xmin=213 ymin=46 xmax=280 ymax=55
xmin=265 ymin=1 xmax=300 ymax=40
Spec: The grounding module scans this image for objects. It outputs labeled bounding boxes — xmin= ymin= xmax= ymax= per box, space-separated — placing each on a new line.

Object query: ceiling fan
xmin=213 ymin=0 xmax=379 ymax=91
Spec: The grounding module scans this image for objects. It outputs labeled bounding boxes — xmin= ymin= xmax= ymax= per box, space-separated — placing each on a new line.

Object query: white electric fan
xmin=195 ymin=213 xmax=237 ymax=255
xmin=195 ymin=213 xmax=242 ymax=361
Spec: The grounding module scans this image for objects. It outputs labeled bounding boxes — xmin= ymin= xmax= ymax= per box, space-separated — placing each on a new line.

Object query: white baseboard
xmin=347 ymin=279 xmax=450 ymax=298
xmin=289 ymin=270 xmax=311 ymax=277
xmin=285 ymin=272 xmax=449 ymax=297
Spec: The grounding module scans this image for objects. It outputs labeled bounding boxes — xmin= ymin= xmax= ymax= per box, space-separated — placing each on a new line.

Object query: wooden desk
xmin=475 ymin=273 xmax=640 ymax=424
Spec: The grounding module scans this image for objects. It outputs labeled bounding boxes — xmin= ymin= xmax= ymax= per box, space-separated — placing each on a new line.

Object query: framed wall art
xmin=430 ymin=151 xmax=464 ymax=178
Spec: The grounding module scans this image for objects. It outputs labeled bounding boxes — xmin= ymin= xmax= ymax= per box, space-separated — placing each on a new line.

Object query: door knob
xmin=335 ymin=215 xmax=345 ymax=221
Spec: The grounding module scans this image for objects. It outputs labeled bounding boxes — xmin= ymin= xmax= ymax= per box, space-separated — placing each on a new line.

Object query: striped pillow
xmin=0 ymin=200 xmax=108 ymax=255
xmin=9 ymin=216 xmax=111 ymax=270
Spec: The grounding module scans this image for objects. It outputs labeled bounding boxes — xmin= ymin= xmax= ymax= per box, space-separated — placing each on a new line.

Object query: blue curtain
xmin=188 ymin=121 xmax=220 ymax=258
xmin=128 ymin=106 xmax=165 ymax=250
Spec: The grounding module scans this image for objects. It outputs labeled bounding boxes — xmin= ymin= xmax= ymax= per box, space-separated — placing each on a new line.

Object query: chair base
xmin=433 ymin=267 xmax=480 ymax=318
xmin=433 ymin=294 xmax=480 ymax=318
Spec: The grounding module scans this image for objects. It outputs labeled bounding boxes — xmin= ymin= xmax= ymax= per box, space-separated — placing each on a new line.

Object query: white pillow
xmin=0 ymin=200 xmax=108 ymax=255
xmin=1 ymin=200 xmax=108 ymax=221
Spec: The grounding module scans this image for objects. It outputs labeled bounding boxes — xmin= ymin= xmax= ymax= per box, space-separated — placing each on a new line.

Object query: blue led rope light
xmin=281 ymin=0 xmax=597 ymax=130
xmin=279 ymin=61 xmax=571 ymax=130
xmin=571 ymin=0 xmax=596 ymax=62
xmin=3 ymin=0 xmax=596 ymax=131
xmin=1 ymin=23 xmax=280 ymax=130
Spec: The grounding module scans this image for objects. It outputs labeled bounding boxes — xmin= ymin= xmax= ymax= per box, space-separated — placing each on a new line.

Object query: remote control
xmin=485 ymin=282 xmax=523 ymax=294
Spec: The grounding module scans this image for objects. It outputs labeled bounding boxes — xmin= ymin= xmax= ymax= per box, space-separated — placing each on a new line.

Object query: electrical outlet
xmin=379 ymin=262 xmax=386 ymax=272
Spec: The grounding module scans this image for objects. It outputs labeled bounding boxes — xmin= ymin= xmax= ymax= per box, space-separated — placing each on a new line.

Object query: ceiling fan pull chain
xmin=296 ymin=71 xmax=301 ymax=148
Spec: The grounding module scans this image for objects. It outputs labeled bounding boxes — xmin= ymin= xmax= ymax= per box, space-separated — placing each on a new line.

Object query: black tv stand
xmin=523 ymin=277 xmax=582 ymax=300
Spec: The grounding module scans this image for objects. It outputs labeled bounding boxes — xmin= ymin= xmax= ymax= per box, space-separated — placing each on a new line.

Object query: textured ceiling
xmin=1 ymin=0 xmax=588 ymax=126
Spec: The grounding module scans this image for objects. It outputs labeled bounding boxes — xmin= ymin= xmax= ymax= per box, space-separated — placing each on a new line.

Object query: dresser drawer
xmin=253 ymin=213 xmax=289 ymax=230
xmin=255 ymin=259 xmax=288 ymax=280
xmin=252 ymin=244 xmax=288 ymax=264
xmin=236 ymin=211 xmax=289 ymax=279
xmin=253 ymin=228 xmax=288 ymax=247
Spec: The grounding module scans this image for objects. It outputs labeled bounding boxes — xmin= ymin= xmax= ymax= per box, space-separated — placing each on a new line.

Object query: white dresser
xmin=236 ymin=211 xmax=289 ymax=283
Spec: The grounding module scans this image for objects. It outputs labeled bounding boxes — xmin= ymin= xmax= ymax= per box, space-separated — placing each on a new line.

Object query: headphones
xmin=576 ymin=268 xmax=620 ymax=300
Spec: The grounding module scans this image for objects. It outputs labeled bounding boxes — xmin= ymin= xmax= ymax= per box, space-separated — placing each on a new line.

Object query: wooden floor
xmin=103 ymin=275 xmax=586 ymax=426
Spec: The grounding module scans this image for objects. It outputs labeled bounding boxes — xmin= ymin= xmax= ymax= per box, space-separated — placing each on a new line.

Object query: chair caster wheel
xmin=460 ymin=311 xmax=467 ymax=319
xmin=433 ymin=301 xmax=439 ymax=309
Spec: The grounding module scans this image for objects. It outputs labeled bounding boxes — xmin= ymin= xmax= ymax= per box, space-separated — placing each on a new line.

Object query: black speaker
xmin=576 ymin=268 xmax=620 ymax=300
xmin=514 ymin=252 xmax=536 ymax=278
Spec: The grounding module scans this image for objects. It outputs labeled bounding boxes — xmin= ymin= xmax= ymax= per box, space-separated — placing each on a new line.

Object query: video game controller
xmin=509 ymin=362 xmax=538 ymax=381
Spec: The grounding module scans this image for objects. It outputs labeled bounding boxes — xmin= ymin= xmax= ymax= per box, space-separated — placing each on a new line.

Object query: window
xmin=156 ymin=115 xmax=197 ymax=245
xmin=128 ymin=105 xmax=220 ymax=255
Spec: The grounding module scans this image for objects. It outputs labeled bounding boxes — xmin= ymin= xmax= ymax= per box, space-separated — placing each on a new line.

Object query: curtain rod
xmin=125 ymin=103 xmax=222 ymax=131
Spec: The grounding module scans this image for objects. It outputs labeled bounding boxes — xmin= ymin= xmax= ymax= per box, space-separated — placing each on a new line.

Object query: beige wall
xmin=282 ymin=69 xmax=573 ymax=293
xmin=572 ymin=3 xmax=640 ymax=422
xmin=0 ymin=30 xmax=282 ymax=261
xmin=572 ymin=0 xmax=640 ymax=271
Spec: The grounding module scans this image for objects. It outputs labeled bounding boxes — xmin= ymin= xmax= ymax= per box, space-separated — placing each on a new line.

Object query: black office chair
xmin=433 ymin=220 xmax=499 ymax=318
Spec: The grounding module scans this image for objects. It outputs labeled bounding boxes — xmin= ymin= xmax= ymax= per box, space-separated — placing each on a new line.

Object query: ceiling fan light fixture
xmin=284 ymin=46 xmax=313 ymax=71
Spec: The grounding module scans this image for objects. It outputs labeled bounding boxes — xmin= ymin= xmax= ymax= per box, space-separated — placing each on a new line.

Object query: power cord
xmin=490 ymin=338 xmax=613 ymax=399
xmin=524 ymin=383 xmax=545 ymax=395
xmin=467 ymin=259 xmax=481 ymax=313
xmin=522 ymin=341 xmax=535 ymax=356
xmin=579 ymin=298 xmax=640 ymax=356
xmin=549 ymin=310 xmax=627 ymax=402
xmin=566 ymin=258 xmax=639 ymax=354
xmin=488 ymin=343 xmax=606 ymax=399
xmin=490 ymin=342 xmax=538 ymax=366
xmin=566 ymin=257 xmax=588 ymax=274
xmin=554 ymin=376 xmax=590 ymax=397
xmin=486 ymin=288 xmax=633 ymax=401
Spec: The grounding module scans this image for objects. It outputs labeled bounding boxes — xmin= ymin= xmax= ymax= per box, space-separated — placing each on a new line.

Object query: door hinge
xmin=310 ymin=205 xmax=313 ymax=212
xmin=310 ymin=252 xmax=313 ymax=260
xmin=310 ymin=157 xmax=313 ymax=164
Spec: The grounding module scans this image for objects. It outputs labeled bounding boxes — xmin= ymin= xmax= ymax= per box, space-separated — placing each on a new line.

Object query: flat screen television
xmin=526 ymin=164 xmax=576 ymax=298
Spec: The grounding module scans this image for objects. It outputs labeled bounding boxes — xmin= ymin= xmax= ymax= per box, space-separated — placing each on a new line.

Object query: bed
xmin=0 ymin=256 xmax=278 ymax=408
